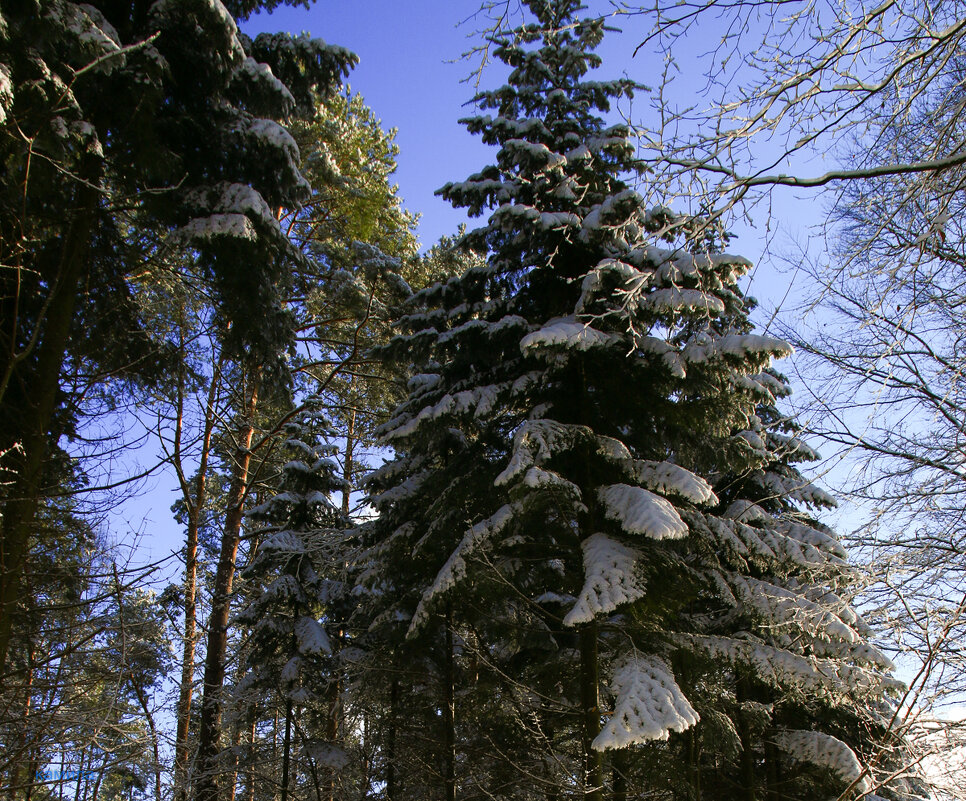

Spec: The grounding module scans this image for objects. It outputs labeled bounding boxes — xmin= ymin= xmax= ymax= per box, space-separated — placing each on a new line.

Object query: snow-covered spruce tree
xmin=362 ymin=2 xmax=906 ymax=800
xmin=235 ymin=400 xmax=350 ymax=800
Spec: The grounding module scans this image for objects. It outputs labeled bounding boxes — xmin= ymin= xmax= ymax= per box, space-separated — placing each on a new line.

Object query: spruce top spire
xmin=439 ymin=0 xmax=645 ymax=259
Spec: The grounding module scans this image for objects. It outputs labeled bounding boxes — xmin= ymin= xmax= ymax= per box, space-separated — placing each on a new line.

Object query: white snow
xmin=264 ymin=574 xmax=304 ymax=603
xmin=683 ymin=634 xmax=898 ymax=698
xmin=642 ymin=287 xmax=726 ymax=316
xmin=280 ymin=655 xmax=301 ymax=685
xmin=778 ymin=520 xmax=848 ymax=559
xmin=520 ymin=317 xmax=620 ymax=353
xmin=773 ymin=730 xmax=869 ymax=791
xmin=491 ymin=204 xmax=579 ymax=231
xmin=502 ymin=138 xmax=566 ymax=169
xmin=636 ymin=336 xmax=686 ymax=378
xmin=598 ymin=484 xmax=689 ymax=540
xmin=495 ymin=420 xmax=586 ymax=486
xmin=151 ymin=0 xmax=245 ymax=63
xmin=295 ymin=616 xmax=332 ymax=656
xmin=260 ymin=531 xmax=306 ymax=554
xmin=522 ymin=467 xmax=581 ymax=494
xmin=729 ymin=574 xmax=858 ymax=643
xmin=307 ymin=743 xmax=349 ymax=769
xmin=437 ymin=314 xmax=528 ymax=345
xmin=724 ymin=499 xmax=773 ymax=525
xmin=592 ymin=656 xmax=699 ymax=749
xmin=179 ymin=213 xmax=256 ymax=242
xmin=684 ymin=334 xmax=792 ymax=364
xmin=409 ymin=504 xmax=519 ymax=635
xmin=579 ymin=189 xmax=642 ymax=234
xmin=384 ymin=384 xmax=509 ymax=441
xmin=406 ymin=373 xmax=441 ymax=395
xmin=235 ymin=56 xmax=295 ymax=110
xmin=563 ymin=534 xmax=644 ymax=626
xmin=631 ymin=461 xmax=717 ymax=506
xmin=371 ymin=473 xmax=427 ymax=505
xmin=191 ymin=182 xmax=276 ymax=228
xmin=0 ymin=63 xmax=11 ymax=125
xmin=50 ymin=2 xmax=120 ymax=66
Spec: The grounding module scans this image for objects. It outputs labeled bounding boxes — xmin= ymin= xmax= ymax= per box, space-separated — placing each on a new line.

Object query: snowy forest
xmin=3 ymin=1 xmax=966 ymax=800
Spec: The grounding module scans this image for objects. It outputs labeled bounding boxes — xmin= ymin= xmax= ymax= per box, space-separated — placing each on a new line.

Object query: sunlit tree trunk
xmin=194 ymin=371 xmax=260 ymax=801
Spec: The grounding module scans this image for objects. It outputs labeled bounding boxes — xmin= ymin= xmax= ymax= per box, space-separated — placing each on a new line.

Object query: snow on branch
xmin=564 ymin=533 xmax=645 ymax=626
xmin=593 ymin=656 xmax=699 ymax=750
xmin=772 ymin=729 xmax=870 ymax=792
xmin=598 ymin=484 xmax=688 ymax=540
xmin=520 ymin=316 xmax=622 ymax=353
xmin=596 ymin=437 xmax=718 ymax=506
xmin=495 ymin=419 xmax=590 ymax=486
xmin=295 ymin=616 xmax=332 ymax=656
xmin=408 ymin=503 xmax=519 ymax=636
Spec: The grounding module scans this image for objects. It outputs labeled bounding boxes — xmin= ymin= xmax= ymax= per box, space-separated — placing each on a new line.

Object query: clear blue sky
xmin=241 ymin=2 xmax=817 ymax=307
xmin=243 ymin=1 xmax=657 ymax=249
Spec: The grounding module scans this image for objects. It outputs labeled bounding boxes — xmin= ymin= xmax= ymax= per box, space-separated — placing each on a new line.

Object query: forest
xmin=2 ymin=1 xmax=966 ymax=800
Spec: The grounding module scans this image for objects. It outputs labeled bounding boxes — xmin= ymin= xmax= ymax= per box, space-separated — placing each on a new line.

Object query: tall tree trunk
xmin=245 ymin=709 xmax=257 ymax=801
xmin=735 ymin=677 xmax=756 ymax=801
xmin=611 ymin=749 xmax=629 ymax=801
xmin=687 ymin=726 xmax=702 ymax=801
xmin=579 ymin=623 xmax=603 ymax=801
xmin=280 ymin=699 xmax=294 ymax=801
xmin=131 ymin=677 xmax=163 ymax=801
xmin=193 ymin=372 xmax=260 ymax=801
xmin=443 ymin=608 xmax=456 ymax=801
xmin=325 ymin=646 xmax=342 ymax=801
xmin=6 ymin=646 xmax=34 ymax=801
xmin=763 ymin=737 xmax=779 ymax=801
xmin=227 ymin=716 xmax=243 ymax=801
xmin=341 ymin=409 xmax=356 ymax=519
xmin=386 ymin=678 xmax=398 ymax=801
xmin=0 ymin=178 xmax=99 ymax=673
xmin=175 ymin=351 xmax=224 ymax=801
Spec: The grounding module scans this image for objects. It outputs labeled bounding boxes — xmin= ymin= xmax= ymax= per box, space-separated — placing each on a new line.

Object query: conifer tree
xmin=0 ymin=0 xmax=356 ymax=673
xmin=235 ymin=399 xmax=350 ymax=800
xmin=363 ymin=2 xmax=910 ymax=799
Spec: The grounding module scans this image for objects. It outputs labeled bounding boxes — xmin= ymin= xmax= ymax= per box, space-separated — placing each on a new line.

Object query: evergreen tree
xmin=235 ymin=399 xmax=350 ymax=801
xmin=362 ymin=2 xmax=909 ymax=799
xmin=0 ymin=0 xmax=356 ymax=672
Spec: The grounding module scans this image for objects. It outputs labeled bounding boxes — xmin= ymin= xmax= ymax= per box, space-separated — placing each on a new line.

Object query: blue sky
xmin=241 ymin=2 xmax=824 ymax=318
xmin=243 ymin=1 xmax=661 ymax=249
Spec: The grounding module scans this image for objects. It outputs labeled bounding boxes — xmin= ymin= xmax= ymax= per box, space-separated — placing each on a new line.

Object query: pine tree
xmin=363 ymin=2 xmax=909 ymax=800
xmin=235 ymin=400 xmax=350 ymax=801
xmin=0 ymin=0 xmax=356 ymax=672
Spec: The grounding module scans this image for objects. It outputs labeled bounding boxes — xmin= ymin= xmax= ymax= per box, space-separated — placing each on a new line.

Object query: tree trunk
xmin=735 ymin=678 xmax=756 ymax=801
xmin=0 ymin=178 xmax=99 ymax=673
xmin=341 ymin=409 xmax=356 ymax=519
xmin=612 ymin=748 xmax=629 ymax=801
xmin=227 ymin=715 xmax=243 ymax=801
xmin=193 ymin=372 xmax=260 ymax=801
xmin=6 ymin=646 xmax=34 ymax=801
xmin=686 ymin=726 xmax=701 ymax=801
xmin=325 ymin=647 xmax=342 ymax=801
xmin=175 ymin=353 xmax=223 ymax=801
xmin=386 ymin=678 xmax=398 ymax=801
xmin=131 ymin=677 xmax=163 ymax=801
xmin=764 ymin=737 xmax=780 ymax=801
xmin=245 ymin=707 xmax=257 ymax=801
xmin=579 ymin=623 xmax=603 ymax=801
xmin=443 ymin=609 xmax=456 ymax=801
xmin=280 ymin=698 xmax=294 ymax=801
